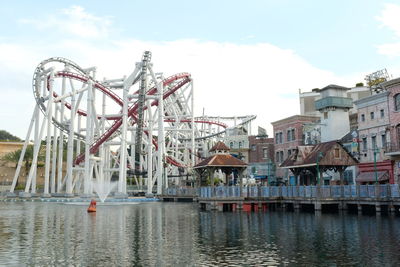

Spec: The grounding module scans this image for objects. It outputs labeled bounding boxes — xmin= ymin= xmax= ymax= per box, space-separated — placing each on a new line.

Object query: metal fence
xmin=192 ymin=184 xmax=400 ymax=199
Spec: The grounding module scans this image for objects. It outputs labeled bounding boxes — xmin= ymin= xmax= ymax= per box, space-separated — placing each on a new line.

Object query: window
xmin=362 ymin=138 xmax=367 ymax=151
xmin=251 ymin=144 xmax=256 ymax=151
xmin=334 ymin=148 xmax=340 ymax=158
xmin=381 ymin=134 xmax=387 ymax=149
xmin=370 ymin=112 xmax=374 ymax=120
xmin=288 ymin=149 xmax=292 ymax=156
xmin=275 ymin=132 xmax=283 ymax=144
xmin=380 ymin=109 xmax=385 ymax=118
xmin=361 ymin=114 xmax=365 ymax=122
xmin=395 ymin=94 xmax=400 ymax=111
xmin=263 ymin=148 xmax=268 ymax=158
xmin=287 ymin=130 xmax=291 ymax=141
xmin=280 ymin=151 xmax=284 ymax=162
xmin=230 ymin=142 xmax=234 ymax=148
xmin=371 ymin=136 xmax=377 ymax=149
xmin=291 ymin=129 xmax=295 ymax=141
xmin=238 ymin=142 xmax=242 ymax=149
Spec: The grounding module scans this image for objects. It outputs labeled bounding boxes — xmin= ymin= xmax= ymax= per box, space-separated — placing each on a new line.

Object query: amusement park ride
xmin=9 ymin=51 xmax=255 ymax=198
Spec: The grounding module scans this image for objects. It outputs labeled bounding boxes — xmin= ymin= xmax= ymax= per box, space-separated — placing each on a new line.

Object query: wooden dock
xmin=161 ymin=185 xmax=400 ymax=214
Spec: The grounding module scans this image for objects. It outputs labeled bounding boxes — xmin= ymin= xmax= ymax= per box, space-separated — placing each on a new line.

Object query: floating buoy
xmin=87 ymin=199 xmax=97 ymax=213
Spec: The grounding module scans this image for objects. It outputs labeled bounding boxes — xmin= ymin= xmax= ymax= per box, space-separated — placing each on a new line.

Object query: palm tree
xmin=2 ymin=145 xmax=44 ymax=174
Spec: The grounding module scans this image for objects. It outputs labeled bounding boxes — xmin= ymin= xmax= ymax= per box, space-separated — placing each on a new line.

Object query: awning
xmin=356 ymin=171 xmax=389 ymax=182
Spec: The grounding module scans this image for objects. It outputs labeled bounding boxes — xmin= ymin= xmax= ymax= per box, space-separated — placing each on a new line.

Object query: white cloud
xmin=376 ymin=3 xmax=400 ymax=57
xmin=2 ymin=6 xmax=363 ymax=138
xmin=376 ymin=3 xmax=400 ymax=37
xmin=19 ymin=5 xmax=112 ymax=38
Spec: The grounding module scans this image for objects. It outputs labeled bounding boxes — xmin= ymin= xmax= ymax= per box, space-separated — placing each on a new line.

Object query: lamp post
xmin=316 ymin=152 xmax=324 ymax=185
xmin=373 ymin=146 xmax=378 ymax=184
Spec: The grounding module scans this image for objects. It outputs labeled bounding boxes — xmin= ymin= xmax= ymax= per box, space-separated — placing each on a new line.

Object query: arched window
xmin=395 ymin=94 xmax=400 ymax=111
xmin=230 ymin=142 xmax=233 ymax=148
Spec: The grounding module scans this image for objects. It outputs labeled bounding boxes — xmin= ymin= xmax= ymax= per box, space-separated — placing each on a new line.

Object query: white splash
xmin=92 ymin=180 xmax=118 ymax=202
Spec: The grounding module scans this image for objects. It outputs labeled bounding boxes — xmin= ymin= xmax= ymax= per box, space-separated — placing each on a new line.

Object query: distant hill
xmin=0 ymin=130 xmax=21 ymax=141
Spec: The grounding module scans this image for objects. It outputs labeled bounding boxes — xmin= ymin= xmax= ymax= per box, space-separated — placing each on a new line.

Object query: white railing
xmin=192 ymin=184 xmax=400 ymax=199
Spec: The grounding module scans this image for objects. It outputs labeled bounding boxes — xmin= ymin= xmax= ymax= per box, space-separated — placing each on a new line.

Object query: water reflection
xmin=0 ymin=202 xmax=400 ymax=266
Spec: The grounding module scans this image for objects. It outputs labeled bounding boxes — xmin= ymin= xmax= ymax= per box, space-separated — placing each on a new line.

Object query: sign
xmin=365 ymin=69 xmax=390 ymax=88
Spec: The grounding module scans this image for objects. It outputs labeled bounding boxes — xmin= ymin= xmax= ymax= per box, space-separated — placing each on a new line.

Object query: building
xmin=300 ymin=84 xmax=371 ymax=117
xmin=271 ymin=115 xmax=320 ymax=184
xmin=248 ymin=134 xmax=274 ymax=184
xmin=354 ymin=91 xmax=393 ymax=184
xmin=223 ymin=126 xmax=250 ymax=164
xmin=382 ymin=77 xmax=400 ymax=183
xmin=300 ymin=84 xmax=371 ymax=137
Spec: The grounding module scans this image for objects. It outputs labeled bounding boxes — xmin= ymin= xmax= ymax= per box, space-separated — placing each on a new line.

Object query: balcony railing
xmin=315 ymin=96 xmax=353 ymax=110
xmin=384 ymin=142 xmax=400 ymax=154
xmin=193 ymin=185 xmax=400 ymax=200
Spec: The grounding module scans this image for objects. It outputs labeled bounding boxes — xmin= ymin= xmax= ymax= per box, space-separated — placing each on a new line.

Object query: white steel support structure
xmin=9 ymin=52 xmax=256 ymax=198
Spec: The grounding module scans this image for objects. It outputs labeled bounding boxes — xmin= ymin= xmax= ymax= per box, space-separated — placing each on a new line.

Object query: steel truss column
xmin=83 ymin=81 xmax=93 ymax=196
xmin=43 ymin=72 xmax=55 ymax=196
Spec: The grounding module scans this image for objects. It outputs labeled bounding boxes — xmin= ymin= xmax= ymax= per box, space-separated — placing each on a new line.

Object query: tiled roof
xmin=280 ymin=140 xmax=357 ymax=168
xmin=194 ymin=154 xmax=247 ymax=168
xmin=209 ymin=141 xmax=230 ymax=152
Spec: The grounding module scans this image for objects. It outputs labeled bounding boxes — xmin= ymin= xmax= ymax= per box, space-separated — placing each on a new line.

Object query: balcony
xmin=384 ymin=142 xmax=400 ymax=157
xmin=315 ymin=96 xmax=353 ymax=110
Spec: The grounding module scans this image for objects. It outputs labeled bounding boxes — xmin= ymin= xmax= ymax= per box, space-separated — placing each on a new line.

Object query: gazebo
xmin=194 ymin=141 xmax=247 ymax=187
xmin=280 ymin=140 xmax=358 ymax=185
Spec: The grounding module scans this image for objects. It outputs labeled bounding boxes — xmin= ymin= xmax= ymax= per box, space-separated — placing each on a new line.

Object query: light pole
xmin=316 ymin=152 xmax=324 ymax=185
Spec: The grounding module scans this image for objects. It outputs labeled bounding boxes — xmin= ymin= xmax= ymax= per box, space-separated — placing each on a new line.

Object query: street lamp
xmin=316 ymin=152 xmax=324 ymax=185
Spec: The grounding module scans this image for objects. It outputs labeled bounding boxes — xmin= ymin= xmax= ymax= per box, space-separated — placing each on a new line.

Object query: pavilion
xmin=194 ymin=141 xmax=247 ymax=186
xmin=280 ymin=140 xmax=358 ymax=185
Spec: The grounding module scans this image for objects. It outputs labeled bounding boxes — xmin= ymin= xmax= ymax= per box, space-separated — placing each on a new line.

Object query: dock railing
xmin=191 ymin=184 xmax=400 ymax=200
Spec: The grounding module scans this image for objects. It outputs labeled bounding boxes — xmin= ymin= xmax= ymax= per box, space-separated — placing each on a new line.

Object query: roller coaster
xmin=10 ymin=52 xmax=256 ymax=197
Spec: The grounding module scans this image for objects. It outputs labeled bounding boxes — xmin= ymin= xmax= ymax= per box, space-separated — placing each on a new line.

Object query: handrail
xmin=163 ymin=184 xmax=400 ymax=200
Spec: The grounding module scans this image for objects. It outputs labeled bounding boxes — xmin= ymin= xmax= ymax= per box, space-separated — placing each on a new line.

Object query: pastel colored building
xmin=271 ymin=115 xmax=320 ymax=184
xmin=354 ymin=91 xmax=393 ymax=184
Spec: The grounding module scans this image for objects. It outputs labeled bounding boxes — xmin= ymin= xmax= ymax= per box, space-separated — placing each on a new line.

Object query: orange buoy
xmin=87 ymin=199 xmax=97 ymax=213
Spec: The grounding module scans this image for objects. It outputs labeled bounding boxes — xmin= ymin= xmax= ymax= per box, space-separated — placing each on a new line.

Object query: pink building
xmin=354 ymin=91 xmax=393 ymax=184
xmin=271 ymin=115 xmax=320 ymax=184
xmin=383 ymin=78 xmax=400 ymax=183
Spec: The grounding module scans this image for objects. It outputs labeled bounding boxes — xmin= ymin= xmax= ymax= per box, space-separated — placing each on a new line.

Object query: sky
xmin=1 ymin=0 xmax=400 ymax=139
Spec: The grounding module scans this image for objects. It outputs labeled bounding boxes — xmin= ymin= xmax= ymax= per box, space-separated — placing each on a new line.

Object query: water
xmin=92 ymin=180 xmax=118 ymax=202
xmin=0 ymin=202 xmax=400 ymax=266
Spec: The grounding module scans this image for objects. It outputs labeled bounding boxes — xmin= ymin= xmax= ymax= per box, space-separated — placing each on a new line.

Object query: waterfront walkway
xmin=161 ymin=185 xmax=400 ymax=214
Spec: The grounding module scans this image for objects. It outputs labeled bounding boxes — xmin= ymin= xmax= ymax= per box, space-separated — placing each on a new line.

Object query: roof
xmin=320 ymin=84 xmax=349 ymax=91
xmin=194 ymin=154 xmax=247 ymax=168
xmin=280 ymin=140 xmax=358 ymax=168
xmin=356 ymin=171 xmax=389 ymax=183
xmin=209 ymin=141 xmax=230 ymax=152
xmin=271 ymin=115 xmax=320 ymax=125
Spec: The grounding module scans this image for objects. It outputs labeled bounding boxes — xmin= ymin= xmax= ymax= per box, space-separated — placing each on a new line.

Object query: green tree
xmin=2 ymin=145 xmax=44 ymax=174
xmin=0 ymin=130 xmax=21 ymax=141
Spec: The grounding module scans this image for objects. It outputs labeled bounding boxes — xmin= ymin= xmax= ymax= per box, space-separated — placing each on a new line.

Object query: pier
xmin=161 ymin=184 xmax=400 ymax=214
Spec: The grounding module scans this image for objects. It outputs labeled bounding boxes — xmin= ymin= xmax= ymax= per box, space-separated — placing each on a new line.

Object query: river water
xmin=0 ymin=201 xmax=399 ymax=266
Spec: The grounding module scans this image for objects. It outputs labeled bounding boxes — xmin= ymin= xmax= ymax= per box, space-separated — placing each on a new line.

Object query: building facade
xmin=382 ymin=78 xmax=400 ymax=183
xmin=271 ymin=115 xmax=320 ymax=184
xmin=354 ymin=91 xmax=393 ymax=184
xmin=248 ymin=135 xmax=274 ymax=184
